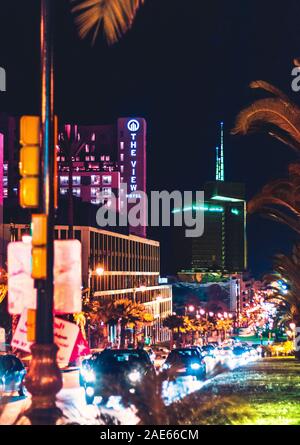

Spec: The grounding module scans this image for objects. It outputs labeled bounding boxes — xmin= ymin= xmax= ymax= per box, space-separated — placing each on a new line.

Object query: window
xmin=60 ymin=188 xmax=67 ymax=195
xmin=120 ymin=153 xmax=124 ymax=162
xmin=72 ymin=176 xmax=81 ymax=185
xmin=60 ymin=230 xmax=67 ymax=240
xmin=102 ymin=187 xmax=112 ymax=196
xmin=120 ymin=165 xmax=124 ymax=173
xmin=73 ymin=188 xmax=81 ymax=197
xmin=91 ymin=175 xmax=101 ymax=185
xmin=60 ymin=176 xmax=68 ymax=185
xmin=75 ymin=230 xmax=81 ymax=241
xmin=102 ymin=175 xmax=112 ymax=185
xmin=85 ymin=145 xmax=89 ymax=153
xmin=91 ymin=187 xmax=100 ymax=198
xmin=120 ymin=141 xmax=124 ymax=150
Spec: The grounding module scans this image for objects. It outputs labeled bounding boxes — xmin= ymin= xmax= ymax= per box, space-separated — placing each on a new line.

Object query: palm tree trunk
xmin=120 ymin=321 xmax=126 ymax=348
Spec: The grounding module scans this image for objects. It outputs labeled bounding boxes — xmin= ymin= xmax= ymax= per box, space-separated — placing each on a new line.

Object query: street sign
xmin=8 ymin=240 xmax=82 ymax=314
xmin=11 ymin=309 xmax=80 ymax=366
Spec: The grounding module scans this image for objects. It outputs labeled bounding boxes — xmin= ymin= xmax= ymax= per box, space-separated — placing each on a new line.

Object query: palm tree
xmin=163 ymin=314 xmax=185 ymax=349
xmin=71 ymin=0 xmax=145 ymax=45
xmin=215 ymin=318 xmax=233 ymax=342
xmin=231 ymin=78 xmax=300 ymax=358
xmin=231 ymin=79 xmax=300 ymax=153
xmin=113 ymin=298 xmax=153 ymax=348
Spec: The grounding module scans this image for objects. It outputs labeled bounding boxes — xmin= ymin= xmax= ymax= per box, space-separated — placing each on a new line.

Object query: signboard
xmin=118 ymin=117 xmax=147 ymax=238
xmin=8 ymin=240 xmax=82 ymax=315
xmin=11 ymin=310 xmax=80 ymax=366
xmin=0 ymin=327 xmax=5 ymax=352
xmin=69 ymin=330 xmax=90 ymax=364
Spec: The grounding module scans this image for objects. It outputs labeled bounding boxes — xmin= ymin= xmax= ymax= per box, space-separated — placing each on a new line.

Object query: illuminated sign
xmin=127 ymin=119 xmax=140 ymax=132
xmin=127 ymin=119 xmax=140 ymax=197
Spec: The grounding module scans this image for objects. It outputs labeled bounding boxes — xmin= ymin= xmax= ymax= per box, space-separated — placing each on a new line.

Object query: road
xmin=1 ymin=356 xmax=299 ymax=425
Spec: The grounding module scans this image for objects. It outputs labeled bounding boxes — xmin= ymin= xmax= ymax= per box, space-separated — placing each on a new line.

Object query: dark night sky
xmin=1 ymin=0 xmax=300 ymax=277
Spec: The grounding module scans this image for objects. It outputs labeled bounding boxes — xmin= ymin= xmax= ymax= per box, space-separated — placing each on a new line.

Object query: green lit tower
xmin=192 ymin=121 xmax=247 ymax=272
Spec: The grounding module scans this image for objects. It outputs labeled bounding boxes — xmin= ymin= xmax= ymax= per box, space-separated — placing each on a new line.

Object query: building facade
xmin=2 ymin=224 xmax=172 ymax=344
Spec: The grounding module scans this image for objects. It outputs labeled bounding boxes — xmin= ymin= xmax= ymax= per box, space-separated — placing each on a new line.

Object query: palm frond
xmin=249 ymin=80 xmax=291 ymax=103
xmin=231 ymin=97 xmax=300 ymax=153
xmin=71 ymin=0 xmax=144 ymax=44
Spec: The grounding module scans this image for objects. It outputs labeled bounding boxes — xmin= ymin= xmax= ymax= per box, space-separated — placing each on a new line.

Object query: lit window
xmin=91 ymin=175 xmax=101 ymax=185
xmin=85 ymin=145 xmax=89 ymax=153
xmin=102 ymin=187 xmax=112 ymax=196
xmin=60 ymin=176 xmax=69 ymax=185
xmin=120 ymin=141 xmax=124 ymax=150
xmin=91 ymin=133 xmax=96 ymax=141
xmin=72 ymin=176 xmax=81 ymax=185
xmin=102 ymin=175 xmax=112 ymax=185
xmin=120 ymin=153 xmax=124 ymax=162
xmin=120 ymin=165 xmax=124 ymax=173
xmin=91 ymin=187 xmax=100 ymax=197
xmin=100 ymin=155 xmax=105 ymax=161
xmin=85 ymin=156 xmax=90 ymax=161
xmin=90 ymin=156 xmax=95 ymax=161
xmin=60 ymin=188 xmax=67 ymax=195
xmin=72 ymin=188 xmax=81 ymax=197
xmin=105 ymin=156 xmax=110 ymax=161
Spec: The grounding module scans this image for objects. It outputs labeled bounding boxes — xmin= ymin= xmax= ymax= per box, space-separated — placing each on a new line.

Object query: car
xmin=216 ymin=346 xmax=234 ymax=365
xmin=0 ymin=354 xmax=27 ymax=396
xmin=81 ymin=349 xmax=156 ymax=405
xmin=201 ymin=345 xmax=219 ymax=373
xmin=143 ymin=347 xmax=156 ymax=364
xmin=79 ymin=355 xmax=92 ymax=386
xmin=232 ymin=346 xmax=250 ymax=360
xmin=161 ymin=348 xmax=206 ymax=381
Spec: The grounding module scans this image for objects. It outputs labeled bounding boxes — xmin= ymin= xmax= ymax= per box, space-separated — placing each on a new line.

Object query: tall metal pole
xmin=24 ymin=0 xmax=62 ymax=424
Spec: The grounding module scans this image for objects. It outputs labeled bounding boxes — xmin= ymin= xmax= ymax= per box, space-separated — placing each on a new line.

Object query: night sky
xmin=1 ymin=0 xmax=300 ymax=277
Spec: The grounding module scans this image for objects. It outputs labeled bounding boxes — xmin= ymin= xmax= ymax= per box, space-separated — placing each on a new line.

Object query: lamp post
xmin=24 ymin=0 xmax=62 ymax=424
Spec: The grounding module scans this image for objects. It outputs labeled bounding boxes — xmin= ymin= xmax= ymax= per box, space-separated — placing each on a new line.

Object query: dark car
xmin=81 ymin=349 xmax=156 ymax=405
xmin=0 ymin=354 xmax=27 ymax=396
xmin=162 ymin=348 xmax=206 ymax=381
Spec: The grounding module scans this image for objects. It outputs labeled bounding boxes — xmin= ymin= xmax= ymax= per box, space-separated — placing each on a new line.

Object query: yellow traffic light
xmin=32 ymin=214 xmax=47 ymax=246
xmin=20 ymin=177 xmax=39 ymax=208
xmin=27 ymin=309 xmax=36 ymax=342
xmin=19 ymin=146 xmax=39 ymax=176
xmin=32 ymin=246 xmax=47 ymax=279
xmin=20 ymin=116 xmax=40 ymax=145
xmin=19 ymin=116 xmax=41 ymax=209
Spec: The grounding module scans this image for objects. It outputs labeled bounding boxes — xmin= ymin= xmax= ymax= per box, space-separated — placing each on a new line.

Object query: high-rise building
xmin=178 ymin=122 xmax=247 ymax=274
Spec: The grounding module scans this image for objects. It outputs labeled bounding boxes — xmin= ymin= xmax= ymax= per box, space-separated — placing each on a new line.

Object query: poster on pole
xmin=11 ymin=309 xmax=80 ymax=366
xmin=7 ymin=240 xmax=82 ymax=314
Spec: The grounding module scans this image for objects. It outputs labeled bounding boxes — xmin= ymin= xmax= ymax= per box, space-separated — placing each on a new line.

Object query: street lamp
xmin=95 ymin=266 xmax=105 ymax=276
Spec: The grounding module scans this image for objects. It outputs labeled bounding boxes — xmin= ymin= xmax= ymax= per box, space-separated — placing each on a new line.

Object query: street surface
xmin=1 ymin=357 xmax=299 ymax=425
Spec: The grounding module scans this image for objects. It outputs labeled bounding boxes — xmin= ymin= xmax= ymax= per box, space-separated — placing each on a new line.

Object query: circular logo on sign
xmin=127 ymin=119 xmax=140 ymax=132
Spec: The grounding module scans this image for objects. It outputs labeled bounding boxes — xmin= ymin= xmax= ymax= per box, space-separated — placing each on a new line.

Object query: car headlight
xmin=190 ymin=362 xmax=201 ymax=370
xmin=128 ymin=369 xmax=141 ymax=383
xmin=83 ymin=369 xmax=95 ymax=383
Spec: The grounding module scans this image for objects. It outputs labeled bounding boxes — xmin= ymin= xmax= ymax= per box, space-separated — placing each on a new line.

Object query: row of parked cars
xmin=79 ymin=342 xmax=261 ymax=404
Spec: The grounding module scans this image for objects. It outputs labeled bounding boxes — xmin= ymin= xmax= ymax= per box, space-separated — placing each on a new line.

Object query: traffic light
xmin=19 ymin=115 xmax=58 ymax=209
xmin=19 ymin=116 xmax=40 ymax=208
xmin=27 ymin=309 xmax=36 ymax=342
xmin=31 ymin=214 xmax=47 ymax=280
